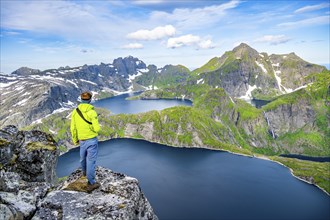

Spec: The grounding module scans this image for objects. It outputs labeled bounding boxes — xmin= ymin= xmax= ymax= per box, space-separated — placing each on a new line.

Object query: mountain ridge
xmin=0 ymin=43 xmax=327 ymax=129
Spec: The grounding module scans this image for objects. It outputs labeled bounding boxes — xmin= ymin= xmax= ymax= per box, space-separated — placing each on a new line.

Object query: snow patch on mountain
xmin=0 ymin=81 xmax=18 ymax=88
xmin=238 ymin=84 xmax=258 ymax=101
xmin=255 ymin=61 xmax=267 ymax=74
xmin=197 ymin=78 xmax=204 ymax=84
xmin=271 ymin=62 xmax=292 ymax=93
xmin=128 ymin=72 xmax=143 ymax=83
xmin=138 ymin=68 xmax=149 ymax=73
xmin=66 ymin=79 xmax=79 ymax=88
xmin=13 ymin=98 xmax=30 ymax=107
xmin=80 ymin=79 xmax=97 ymax=85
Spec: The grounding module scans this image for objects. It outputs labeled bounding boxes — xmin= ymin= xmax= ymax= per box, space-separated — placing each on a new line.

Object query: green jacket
xmin=70 ymin=103 xmax=100 ymax=145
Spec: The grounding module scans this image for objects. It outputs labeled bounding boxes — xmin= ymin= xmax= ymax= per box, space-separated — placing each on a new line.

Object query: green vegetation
xmin=251 ymin=88 xmax=279 ymax=101
xmin=271 ymin=156 xmax=330 ymax=194
xmin=236 ymin=99 xmax=262 ymax=120
xmin=135 ymin=64 xmax=192 ymax=89
xmin=277 ymin=130 xmax=329 ymax=156
xmin=306 ymin=70 xmax=330 ymax=101
xmin=59 ymin=145 xmax=67 ymax=152
xmin=192 ymin=57 xmax=222 ymax=75
xmin=56 ymin=176 xmax=68 ymax=184
xmin=220 ymin=55 xmax=240 ymax=75
xmin=262 ymin=89 xmax=308 ymax=111
xmin=94 ymin=91 xmax=114 ymax=100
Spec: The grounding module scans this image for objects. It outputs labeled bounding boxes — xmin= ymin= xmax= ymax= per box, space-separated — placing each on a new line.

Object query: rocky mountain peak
xmin=113 ymin=56 xmax=147 ymax=75
xmin=11 ymin=67 xmax=41 ymax=76
xmin=232 ymin=42 xmax=259 ymax=58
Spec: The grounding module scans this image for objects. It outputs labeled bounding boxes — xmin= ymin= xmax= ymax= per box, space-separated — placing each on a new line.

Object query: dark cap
xmin=81 ymin=92 xmax=92 ymax=101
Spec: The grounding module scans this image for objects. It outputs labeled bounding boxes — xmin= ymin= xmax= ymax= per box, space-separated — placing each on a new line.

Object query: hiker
xmin=70 ymin=91 xmax=101 ymax=191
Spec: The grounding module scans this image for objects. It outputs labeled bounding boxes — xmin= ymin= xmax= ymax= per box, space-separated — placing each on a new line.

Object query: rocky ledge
xmin=0 ymin=125 xmax=158 ymax=220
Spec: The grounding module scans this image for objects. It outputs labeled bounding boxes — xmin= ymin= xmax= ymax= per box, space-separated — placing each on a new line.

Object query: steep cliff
xmin=132 ymin=72 xmax=329 ymax=156
xmin=0 ymin=126 xmax=158 ymax=220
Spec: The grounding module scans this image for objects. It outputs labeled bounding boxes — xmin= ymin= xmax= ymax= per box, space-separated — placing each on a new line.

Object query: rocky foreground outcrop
xmin=0 ymin=125 xmax=158 ymax=220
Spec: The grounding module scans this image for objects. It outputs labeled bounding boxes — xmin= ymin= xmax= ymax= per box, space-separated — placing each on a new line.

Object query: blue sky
xmin=1 ymin=0 xmax=329 ymax=73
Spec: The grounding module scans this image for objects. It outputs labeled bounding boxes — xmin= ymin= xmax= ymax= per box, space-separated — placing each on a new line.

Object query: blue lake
xmin=57 ymin=93 xmax=330 ymax=220
xmin=94 ymin=92 xmax=192 ymax=114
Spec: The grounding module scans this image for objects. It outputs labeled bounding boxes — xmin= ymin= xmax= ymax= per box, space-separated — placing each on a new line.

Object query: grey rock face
xmin=264 ymin=99 xmax=316 ymax=137
xmin=113 ymin=56 xmax=147 ymax=76
xmin=200 ymin=43 xmax=277 ymax=98
xmin=0 ymin=125 xmax=59 ymax=183
xmin=33 ymin=167 xmax=158 ymax=220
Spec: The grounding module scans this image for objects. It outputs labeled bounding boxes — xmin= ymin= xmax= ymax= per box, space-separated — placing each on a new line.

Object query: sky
xmin=0 ymin=0 xmax=329 ymax=74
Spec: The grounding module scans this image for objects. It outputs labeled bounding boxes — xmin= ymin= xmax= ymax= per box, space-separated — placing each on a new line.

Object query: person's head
xmin=80 ymin=91 xmax=92 ymax=104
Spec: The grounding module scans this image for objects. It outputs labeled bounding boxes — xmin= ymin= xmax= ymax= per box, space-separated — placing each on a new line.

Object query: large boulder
xmin=0 ymin=125 xmax=158 ymax=220
xmin=0 ymin=125 xmax=58 ymax=219
xmin=33 ymin=167 xmax=158 ymax=220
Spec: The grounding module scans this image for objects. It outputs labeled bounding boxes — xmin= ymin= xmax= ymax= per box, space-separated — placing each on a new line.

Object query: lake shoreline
xmin=92 ymin=137 xmax=330 ymax=196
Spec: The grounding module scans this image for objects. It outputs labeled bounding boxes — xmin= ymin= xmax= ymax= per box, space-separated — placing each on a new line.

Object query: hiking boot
xmin=86 ymin=182 xmax=100 ymax=193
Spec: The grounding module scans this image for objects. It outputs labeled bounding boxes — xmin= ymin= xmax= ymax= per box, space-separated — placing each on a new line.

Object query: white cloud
xmin=294 ymin=3 xmax=329 ymax=13
xmin=167 ymin=34 xmax=215 ymax=49
xmin=150 ymin=0 xmax=240 ymax=30
xmin=278 ymin=16 xmax=329 ymax=28
xmin=127 ymin=25 xmax=176 ymax=40
xmin=167 ymin=35 xmax=200 ymax=48
xmin=122 ymin=43 xmax=144 ymax=49
xmin=1 ymin=0 xmax=132 ymax=43
xmin=198 ymin=39 xmax=215 ymax=49
xmin=254 ymin=35 xmax=291 ymax=45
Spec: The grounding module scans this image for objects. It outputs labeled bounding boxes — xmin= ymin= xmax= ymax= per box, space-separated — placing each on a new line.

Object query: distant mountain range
xmin=0 ymin=43 xmax=326 ymax=128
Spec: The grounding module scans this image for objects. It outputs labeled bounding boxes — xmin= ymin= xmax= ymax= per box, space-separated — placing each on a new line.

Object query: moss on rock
xmin=25 ymin=142 xmax=57 ymax=152
xmin=63 ymin=176 xmax=89 ymax=193
xmin=0 ymin=138 xmax=10 ymax=147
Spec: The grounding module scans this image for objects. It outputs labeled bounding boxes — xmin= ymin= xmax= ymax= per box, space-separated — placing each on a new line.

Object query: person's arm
xmin=70 ymin=110 xmax=79 ymax=145
xmin=90 ymin=110 xmax=100 ymax=134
